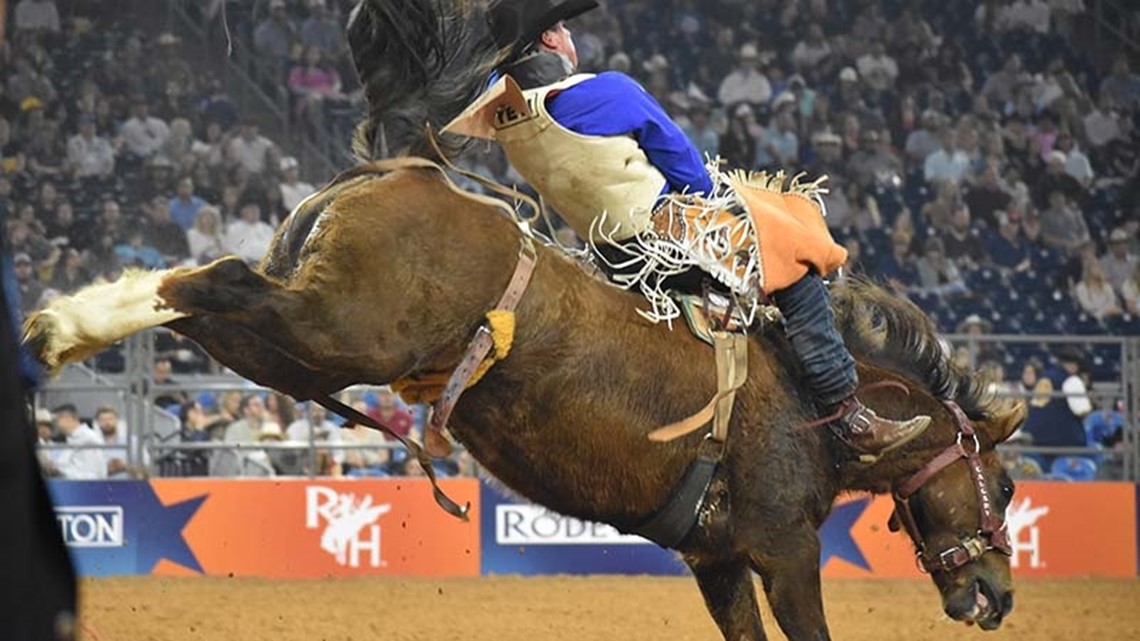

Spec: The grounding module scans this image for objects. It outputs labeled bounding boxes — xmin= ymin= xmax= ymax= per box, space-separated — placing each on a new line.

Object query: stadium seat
xmin=1049 ymin=457 xmax=1098 ymax=482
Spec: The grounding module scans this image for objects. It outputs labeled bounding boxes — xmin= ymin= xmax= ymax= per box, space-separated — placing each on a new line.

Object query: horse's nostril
xmin=1000 ymin=591 xmax=1014 ymax=616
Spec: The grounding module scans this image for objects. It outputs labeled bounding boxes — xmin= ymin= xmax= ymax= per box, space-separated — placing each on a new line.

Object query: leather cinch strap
xmin=424 ymin=236 xmax=537 ymax=457
xmin=648 ymin=331 xmax=747 ymax=443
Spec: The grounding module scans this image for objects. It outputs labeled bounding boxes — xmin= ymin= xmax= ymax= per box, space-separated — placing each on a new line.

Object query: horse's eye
xmin=999 ymin=482 xmax=1014 ymax=501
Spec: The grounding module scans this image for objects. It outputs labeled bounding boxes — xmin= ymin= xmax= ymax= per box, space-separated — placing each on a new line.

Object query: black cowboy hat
xmin=489 ymin=0 xmax=599 ymax=58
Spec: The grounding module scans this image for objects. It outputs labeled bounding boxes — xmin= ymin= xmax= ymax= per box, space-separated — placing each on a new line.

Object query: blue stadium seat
xmin=1049 ymin=457 xmax=1098 ymax=482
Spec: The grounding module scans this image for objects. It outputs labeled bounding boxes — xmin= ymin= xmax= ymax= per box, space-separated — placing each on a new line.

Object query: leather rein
xmin=891 ymin=400 xmax=1012 ymax=574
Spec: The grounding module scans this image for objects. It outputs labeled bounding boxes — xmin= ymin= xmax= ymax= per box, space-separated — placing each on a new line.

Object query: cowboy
xmin=447 ymin=0 xmax=930 ymax=457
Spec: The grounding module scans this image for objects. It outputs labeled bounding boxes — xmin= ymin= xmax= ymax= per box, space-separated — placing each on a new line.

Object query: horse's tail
xmin=347 ymin=0 xmax=506 ymax=162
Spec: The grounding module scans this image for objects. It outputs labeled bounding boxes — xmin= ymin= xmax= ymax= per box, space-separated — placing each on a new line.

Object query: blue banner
xmin=47 ymin=481 xmax=206 ymax=577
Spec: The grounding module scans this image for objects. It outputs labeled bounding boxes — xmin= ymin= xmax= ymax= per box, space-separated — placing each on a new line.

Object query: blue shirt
xmin=169 ymin=196 xmax=206 ymax=231
xmin=546 ymin=73 xmax=714 ymax=196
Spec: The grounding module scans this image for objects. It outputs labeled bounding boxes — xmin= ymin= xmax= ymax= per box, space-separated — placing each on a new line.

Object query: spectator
xmin=46 ymin=404 xmax=105 ymax=480
xmin=224 ymin=201 xmax=275 ymax=265
xmin=7 ymin=56 xmax=57 ymax=106
xmin=48 ymin=248 xmax=90 ymax=293
xmin=94 ymin=406 xmax=129 ymax=478
xmin=985 ymin=210 xmax=1032 ymax=272
xmin=915 ymin=236 xmax=968 ymax=297
xmin=963 ymin=163 xmax=1012 ymax=230
xmin=1122 ymin=262 xmax=1140 ymax=316
xmin=11 ymin=252 xmax=43 ymax=315
xmin=855 ymin=40 xmax=898 ymax=93
xmin=754 ymin=107 xmax=798 ymax=170
xmin=1082 ymin=95 xmax=1121 ymax=150
xmin=119 ymin=97 xmax=170 ymax=162
xmin=65 ymin=114 xmax=114 ymax=180
xmin=253 ymin=0 xmax=296 ymax=64
xmin=904 ymin=110 xmax=944 ymax=164
xmin=717 ymin=44 xmax=771 ymax=108
xmin=14 ymin=0 xmax=61 ymax=33
xmin=169 ymin=177 xmax=207 ymax=230
xmin=878 ymin=230 xmax=919 ymax=292
xmin=191 ymin=121 xmax=230 ymax=170
xmin=1099 ymin=56 xmax=1140 ymax=110
xmin=279 ymin=157 xmax=315 ymax=212
xmin=1085 ymin=401 xmax=1125 ymax=449
xmin=923 ymin=128 xmax=970 ymax=185
xmin=1039 ymin=190 xmax=1091 ymax=255
xmin=846 ymin=129 xmax=900 ymax=189
xmin=1054 ymin=131 xmax=1093 ymax=187
xmin=287 ymin=402 xmax=344 ymax=476
xmin=222 ymin=394 xmax=266 ymax=444
xmin=682 ymin=101 xmax=718 ymax=160
xmin=790 ymin=23 xmax=832 ymax=73
xmin=227 ymin=121 xmax=276 ymax=175
xmin=341 ymin=400 xmax=390 ymax=476
xmin=152 ymin=356 xmax=189 ymax=409
xmin=1074 ymin=259 xmax=1123 ymax=320
xmin=1023 ymin=348 xmax=1092 ymax=462
xmin=941 ymin=203 xmax=986 ymax=269
xmin=300 ymin=0 xmax=345 ymax=54
xmin=186 ymin=205 xmax=226 ymax=265
xmin=1101 ymin=227 xmax=1138 ymax=294
xmin=142 ymin=197 xmax=191 ymax=264
xmin=161 ymin=118 xmax=196 ymax=172
xmin=287 ymin=46 xmax=344 ymax=134
xmin=720 ymin=104 xmax=760 ymax=171
xmin=114 ymin=229 xmax=165 ymax=270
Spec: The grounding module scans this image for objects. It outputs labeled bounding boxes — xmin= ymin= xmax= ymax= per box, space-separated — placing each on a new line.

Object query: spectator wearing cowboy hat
xmin=1100 ymin=227 xmax=1137 ymax=295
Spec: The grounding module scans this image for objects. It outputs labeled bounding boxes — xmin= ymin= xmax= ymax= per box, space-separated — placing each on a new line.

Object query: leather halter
xmin=424 ymin=235 xmax=538 ymax=456
xmin=891 ymin=400 xmax=1012 ymax=574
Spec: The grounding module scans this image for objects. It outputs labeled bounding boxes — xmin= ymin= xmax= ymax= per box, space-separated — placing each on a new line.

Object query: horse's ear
xmin=984 ymin=401 xmax=1028 ymax=444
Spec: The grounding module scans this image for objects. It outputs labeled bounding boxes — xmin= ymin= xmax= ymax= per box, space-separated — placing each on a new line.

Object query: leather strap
xmin=648 ymin=331 xmax=747 ymax=443
xmin=895 ymin=441 xmax=968 ymax=499
xmin=425 ymin=236 xmax=537 ymax=457
xmin=312 ymin=393 xmax=469 ymax=520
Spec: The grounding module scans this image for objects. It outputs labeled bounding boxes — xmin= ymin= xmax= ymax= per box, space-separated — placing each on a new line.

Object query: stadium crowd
xmin=9 ymin=0 xmax=1139 ymax=480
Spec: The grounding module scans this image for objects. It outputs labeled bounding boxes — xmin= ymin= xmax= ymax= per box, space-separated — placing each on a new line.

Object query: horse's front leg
xmin=751 ymin=530 xmax=832 ymax=641
xmin=685 ymin=554 xmax=768 ymax=641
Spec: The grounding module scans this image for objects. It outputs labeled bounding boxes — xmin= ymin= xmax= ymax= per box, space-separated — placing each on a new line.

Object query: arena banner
xmin=823 ymin=481 xmax=1137 ymax=579
xmin=48 ymin=479 xmax=481 ymax=578
xmin=481 ymin=481 xmax=1137 ymax=578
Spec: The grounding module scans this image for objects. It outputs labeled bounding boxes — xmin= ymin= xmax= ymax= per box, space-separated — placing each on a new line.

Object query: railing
xmin=35 ymin=330 xmax=1140 ymax=482
xmin=1093 ymin=0 xmax=1140 ymax=59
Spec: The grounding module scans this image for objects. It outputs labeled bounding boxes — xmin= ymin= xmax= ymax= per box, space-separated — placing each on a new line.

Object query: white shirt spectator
xmin=790 ymin=40 xmax=831 ymax=71
xmin=66 ymin=132 xmax=115 ymax=178
xmin=1063 ymin=147 xmax=1094 ymax=187
xmin=1082 ymin=108 xmax=1120 ymax=148
xmin=1002 ymin=0 xmax=1052 ymax=33
xmin=120 ymin=115 xmax=170 ymax=158
xmin=1075 ymin=279 xmax=1120 ymax=319
xmin=281 ymin=180 xmax=317 ymax=212
xmin=56 ymin=424 xmax=106 ymax=480
xmin=856 ymin=52 xmax=898 ymax=91
xmin=228 ymin=133 xmax=276 ymax=174
xmin=924 ymin=147 xmax=970 ymax=184
xmin=287 ymin=417 xmax=345 ymax=465
xmin=1061 ymin=373 xmax=1093 ymax=417
xmin=718 ymin=69 xmax=772 ymax=108
xmin=224 ymin=218 xmax=276 ymax=264
xmin=187 ymin=226 xmax=225 ymax=265
xmin=14 ymin=0 xmax=61 ymax=33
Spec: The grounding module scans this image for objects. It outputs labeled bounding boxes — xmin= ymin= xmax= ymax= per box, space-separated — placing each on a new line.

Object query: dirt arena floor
xmin=79 ymin=576 xmax=1139 ymax=641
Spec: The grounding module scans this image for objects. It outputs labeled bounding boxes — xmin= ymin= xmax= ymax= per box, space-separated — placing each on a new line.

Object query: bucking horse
xmin=23 ymin=2 xmax=1025 ymax=639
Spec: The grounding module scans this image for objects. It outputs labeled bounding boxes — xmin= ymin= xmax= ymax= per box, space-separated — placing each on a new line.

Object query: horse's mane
xmin=347 ymin=0 xmax=506 ymax=161
xmin=829 ymin=278 xmax=1007 ymax=421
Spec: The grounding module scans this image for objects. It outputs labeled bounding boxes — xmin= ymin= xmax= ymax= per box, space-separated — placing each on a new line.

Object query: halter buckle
xmin=956 ymin=429 xmax=981 ymax=455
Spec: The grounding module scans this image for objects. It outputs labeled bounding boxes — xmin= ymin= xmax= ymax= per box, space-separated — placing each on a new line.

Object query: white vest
xmin=444 ymin=75 xmax=667 ymax=241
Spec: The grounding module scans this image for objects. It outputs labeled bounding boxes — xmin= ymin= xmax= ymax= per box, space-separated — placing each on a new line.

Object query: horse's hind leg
xmin=750 ymin=534 xmax=832 ymax=641
xmin=685 ymin=555 xmax=768 ymax=641
xmin=24 ymin=268 xmax=193 ymax=372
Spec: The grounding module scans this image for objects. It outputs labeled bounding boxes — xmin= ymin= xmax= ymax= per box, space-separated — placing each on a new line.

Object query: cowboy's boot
xmin=833 ymin=396 xmax=932 ymax=461
xmin=771 ymin=273 xmax=931 ymax=461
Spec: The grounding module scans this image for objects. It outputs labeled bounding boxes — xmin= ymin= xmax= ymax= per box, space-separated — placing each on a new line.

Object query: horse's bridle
xmin=891 ymin=400 xmax=1012 ymax=574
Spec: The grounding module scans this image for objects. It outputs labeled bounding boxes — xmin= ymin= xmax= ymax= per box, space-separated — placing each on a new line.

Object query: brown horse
xmin=25 ymin=157 xmax=1024 ymax=640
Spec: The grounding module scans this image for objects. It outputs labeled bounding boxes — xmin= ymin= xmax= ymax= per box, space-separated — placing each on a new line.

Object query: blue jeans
xmin=771 ymin=273 xmax=857 ymax=407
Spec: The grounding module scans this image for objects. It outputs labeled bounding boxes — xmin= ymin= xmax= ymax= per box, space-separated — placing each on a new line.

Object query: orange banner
xmin=822 ymin=482 xmax=1137 ymax=579
xmin=150 ymin=479 xmax=480 ymax=578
